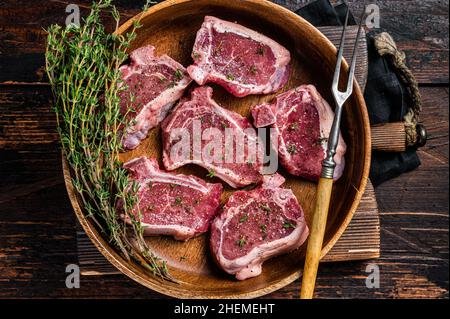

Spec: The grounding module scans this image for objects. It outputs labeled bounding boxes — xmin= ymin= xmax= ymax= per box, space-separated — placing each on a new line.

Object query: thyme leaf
xmin=260 ymin=224 xmax=267 ymax=234
xmin=174 ymin=197 xmax=183 ymax=206
xmin=239 ymin=215 xmax=249 ymax=223
xmin=237 ymin=236 xmax=247 ymax=248
xmin=283 ymin=221 xmax=296 ymax=229
xmin=174 ymin=68 xmax=184 ymax=81
xmin=288 ymin=144 xmax=298 ymax=154
xmin=260 ymin=204 xmax=271 ymax=213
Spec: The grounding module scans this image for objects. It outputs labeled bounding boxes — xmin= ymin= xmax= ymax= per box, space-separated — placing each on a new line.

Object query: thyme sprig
xmin=45 ymin=0 xmax=170 ymax=280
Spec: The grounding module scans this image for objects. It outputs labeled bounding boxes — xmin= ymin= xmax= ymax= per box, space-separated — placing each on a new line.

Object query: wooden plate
xmin=64 ymin=0 xmax=371 ymax=298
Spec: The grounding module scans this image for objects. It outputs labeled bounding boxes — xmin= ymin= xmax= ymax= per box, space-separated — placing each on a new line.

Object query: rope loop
xmin=374 ymin=32 xmax=422 ymax=146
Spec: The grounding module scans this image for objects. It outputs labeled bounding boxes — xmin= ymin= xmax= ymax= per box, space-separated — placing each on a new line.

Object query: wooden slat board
xmin=76 ymin=25 xmax=380 ymax=276
xmin=323 ymin=182 xmax=380 ymax=262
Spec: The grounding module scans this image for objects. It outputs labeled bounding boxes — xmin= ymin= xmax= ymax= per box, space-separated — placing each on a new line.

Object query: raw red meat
xmin=123 ymin=156 xmax=222 ymax=241
xmin=161 ymin=86 xmax=264 ymax=188
xmin=187 ymin=16 xmax=291 ymax=97
xmin=210 ymin=174 xmax=309 ymax=280
xmin=252 ymin=85 xmax=347 ymax=181
xmin=119 ymin=45 xmax=191 ymax=150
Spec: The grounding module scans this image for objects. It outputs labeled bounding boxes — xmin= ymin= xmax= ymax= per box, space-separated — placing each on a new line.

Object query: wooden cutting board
xmin=75 ymin=26 xmax=380 ymax=276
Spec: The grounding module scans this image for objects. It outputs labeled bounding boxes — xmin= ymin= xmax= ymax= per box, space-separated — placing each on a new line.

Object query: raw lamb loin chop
xmin=252 ymin=85 xmax=347 ymax=181
xmin=210 ymin=174 xmax=309 ymax=280
xmin=161 ymin=86 xmax=264 ymax=188
xmin=187 ymin=16 xmax=291 ymax=97
xmin=119 ymin=45 xmax=191 ymax=150
xmin=123 ymin=156 xmax=222 ymax=241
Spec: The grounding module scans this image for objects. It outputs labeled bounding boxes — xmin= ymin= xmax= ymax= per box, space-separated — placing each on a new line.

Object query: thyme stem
xmin=46 ymin=0 xmax=169 ymax=280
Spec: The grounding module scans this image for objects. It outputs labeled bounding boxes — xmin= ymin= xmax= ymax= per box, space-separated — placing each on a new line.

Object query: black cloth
xmin=296 ymin=0 xmax=421 ymax=186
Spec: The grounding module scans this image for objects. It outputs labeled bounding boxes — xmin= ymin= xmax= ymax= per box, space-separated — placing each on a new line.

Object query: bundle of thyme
xmin=45 ymin=0 xmax=169 ymax=279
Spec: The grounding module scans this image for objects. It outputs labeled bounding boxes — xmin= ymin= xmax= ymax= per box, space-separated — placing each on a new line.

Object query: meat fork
xmin=300 ymin=8 xmax=365 ymax=299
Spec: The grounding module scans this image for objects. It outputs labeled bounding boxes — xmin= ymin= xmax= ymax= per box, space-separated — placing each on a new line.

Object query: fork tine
xmin=332 ymin=8 xmax=350 ymax=92
xmin=346 ymin=9 xmax=366 ymax=94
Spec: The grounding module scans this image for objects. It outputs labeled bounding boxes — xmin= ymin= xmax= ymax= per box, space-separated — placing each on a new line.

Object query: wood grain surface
xmin=64 ymin=0 xmax=371 ymax=299
xmin=1 ymin=0 xmax=447 ymax=84
xmin=371 ymin=123 xmax=407 ymax=153
xmin=0 ymin=0 xmax=448 ymax=299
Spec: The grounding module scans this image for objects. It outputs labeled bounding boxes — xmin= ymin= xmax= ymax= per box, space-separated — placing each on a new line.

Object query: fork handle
xmin=300 ymin=177 xmax=334 ymax=299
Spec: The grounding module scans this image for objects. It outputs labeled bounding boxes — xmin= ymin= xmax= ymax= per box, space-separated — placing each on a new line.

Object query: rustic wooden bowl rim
xmin=64 ymin=0 xmax=371 ymax=299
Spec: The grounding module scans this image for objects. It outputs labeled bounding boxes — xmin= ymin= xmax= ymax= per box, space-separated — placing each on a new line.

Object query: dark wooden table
xmin=0 ymin=0 xmax=448 ymax=299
